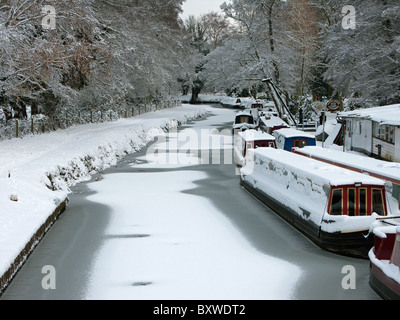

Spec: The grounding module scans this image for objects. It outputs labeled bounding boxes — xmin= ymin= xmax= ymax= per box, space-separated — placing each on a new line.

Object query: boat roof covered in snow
xmin=293 ymin=146 xmax=400 ymax=185
xmin=249 ymin=148 xmax=386 ymax=187
xmin=260 ymin=115 xmax=289 ymax=127
xmin=273 ymin=128 xmax=316 ymax=139
xmin=238 ymin=130 xmax=275 ymax=142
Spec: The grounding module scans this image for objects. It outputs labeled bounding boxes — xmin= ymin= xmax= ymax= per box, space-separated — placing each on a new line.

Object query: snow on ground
xmin=0 ymin=105 xmax=207 ymax=283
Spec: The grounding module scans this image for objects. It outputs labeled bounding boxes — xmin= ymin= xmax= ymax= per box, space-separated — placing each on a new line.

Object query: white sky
xmin=181 ymin=0 xmax=226 ymax=19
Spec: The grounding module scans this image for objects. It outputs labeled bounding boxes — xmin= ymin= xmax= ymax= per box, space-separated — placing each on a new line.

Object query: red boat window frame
xmin=359 ymin=188 xmax=367 ymax=216
xmin=243 ymin=139 xmax=277 ymax=158
xmin=293 ymin=139 xmax=307 ymax=149
xmin=371 ymin=188 xmax=386 ymax=216
xmin=327 ymin=185 xmax=387 ymax=217
xmin=348 ymin=188 xmax=356 ymax=216
xmin=254 ymin=140 xmax=277 ymax=149
xmin=329 ymin=188 xmax=343 ymax=215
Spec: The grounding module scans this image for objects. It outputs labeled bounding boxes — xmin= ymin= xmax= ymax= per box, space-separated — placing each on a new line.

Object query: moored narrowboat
xmin=234 ymin=130 xmax=276 ymax=166
xmin=369 ymin=225 xmax=400 ymax=300
xmin=259 ymin=114 xmax=290 ymax=135
xmin=293 ymin=146 xmax=400 ymax=212
xmin=232 ymin=112 xmax=257 ymax=133
xmin=273 ymin=128 xmax=316 ymax=151
xmin=240 ymin=148 xmax=391 ymax=258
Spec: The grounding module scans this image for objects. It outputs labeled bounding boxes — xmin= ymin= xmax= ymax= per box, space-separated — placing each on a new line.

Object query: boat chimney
xmin=390 ymin=227 xmax=400 ymax=268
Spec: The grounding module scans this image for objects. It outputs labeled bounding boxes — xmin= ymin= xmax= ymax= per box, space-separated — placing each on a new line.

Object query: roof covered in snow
xmin=260 ymin=115 xmax=289 ymax=127
xmin=273 ymin=128 xmax=316 ymax=139
xmin=238 ymin=129 xmax=275 ymax=141
xmin=294 ymin=146 xmax=400 ymax=184
xmin=251 ymin=148 xmax=385 ymax=187
xmin=338 ymin=104 xmax=400 ymax=126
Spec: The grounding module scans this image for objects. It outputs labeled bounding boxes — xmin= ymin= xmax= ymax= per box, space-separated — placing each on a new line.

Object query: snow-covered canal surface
xmin=1 ymin=105 xmax=380 ymax=300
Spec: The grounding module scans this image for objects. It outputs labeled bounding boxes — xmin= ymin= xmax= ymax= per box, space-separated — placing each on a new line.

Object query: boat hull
xmin=240 ymin=179 xmax=374 ymax=259
xmin=370 ymin=260 xmax=400 ymax=300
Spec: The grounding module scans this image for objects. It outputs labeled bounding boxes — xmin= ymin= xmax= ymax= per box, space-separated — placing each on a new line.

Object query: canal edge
xmin=0 ymin=198 xmax=68 ymax=296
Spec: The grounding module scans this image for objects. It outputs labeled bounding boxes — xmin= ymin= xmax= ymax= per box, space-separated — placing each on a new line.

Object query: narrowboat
xmin=240 ymin=148 xmax=391 ymax=258
xmin=273 ymin=128 xmax=316 ymax=151
xmin=234 ymin=129 xmax=276 ymax=166
xmin=250 ymin=100 xmax=268 ymax=111
xmin=293 ymin=146 xmax=400 ymax=212
xmin=369 ymin=225 xmax=400 ymax=299
xmin=232 ymin=112 xmax=257 ymax=133
xmin=259 ymin=114 xmax=290 ymax=135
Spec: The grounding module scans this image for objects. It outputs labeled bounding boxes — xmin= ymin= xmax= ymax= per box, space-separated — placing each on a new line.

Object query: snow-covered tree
xmin=0 ymin=0 xmax=192 ymax=125
xmin=203 ymin=0 xmax=314 ymax=98
xmin=0 ymin=0 xmax=111 ymax=119
xmin=181 ymin=13 xmax=229 ymax=102
xmin=201 ymin=12 xmax=231 ymax=50
xmin=312 ymin=0 xmax=400 ymax=105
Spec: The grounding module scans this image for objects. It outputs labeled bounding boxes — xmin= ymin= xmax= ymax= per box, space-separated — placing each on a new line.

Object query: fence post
xmin=31 ymin=118 xmax=34 ymax=134
xmin=15 ymin=119 xmax=18 ymax=138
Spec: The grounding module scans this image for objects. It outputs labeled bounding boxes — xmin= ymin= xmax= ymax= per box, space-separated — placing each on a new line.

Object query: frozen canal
xmin=1 ymin=105 xmax=380 ymax=300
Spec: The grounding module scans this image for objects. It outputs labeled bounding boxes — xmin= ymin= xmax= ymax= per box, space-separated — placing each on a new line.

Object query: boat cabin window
xmin=293 ymin=139 xmax=307 ymax=148
xmin=254 ymin=140 xmax=276 ymax=149
xmin=236 ymin=116 xmax=253 ymax=124
xmin=359 ymin=188 xmax=367 ymax=216
xmin=372 ymin=188 xmax=385 ymax=216
xmin=348 ymin=188 xmax=356 ymax=216
xmin=328 ymin=186 xmax=386 ymax=216
xmin=330 ymin=189 xmax=343 ymax=216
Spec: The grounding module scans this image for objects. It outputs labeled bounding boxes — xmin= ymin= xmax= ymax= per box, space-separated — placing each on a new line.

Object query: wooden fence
xmin=0 ymin=100 xmax=180 ymax=140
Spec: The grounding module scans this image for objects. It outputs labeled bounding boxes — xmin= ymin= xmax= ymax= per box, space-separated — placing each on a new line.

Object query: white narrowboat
xmin=234 ymin=130 xmax=276 ymax=166
xmin=293 ymin=146 xmax=400 ymax=213
xmin=259 ymin=114 xmax=290 ymax=135
xmin=240 ymin=148 xmax=391 ymax=258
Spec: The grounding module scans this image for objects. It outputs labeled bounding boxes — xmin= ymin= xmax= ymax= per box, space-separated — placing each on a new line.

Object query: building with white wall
xmin=338 ymin=104 xmax=400 ymax=162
